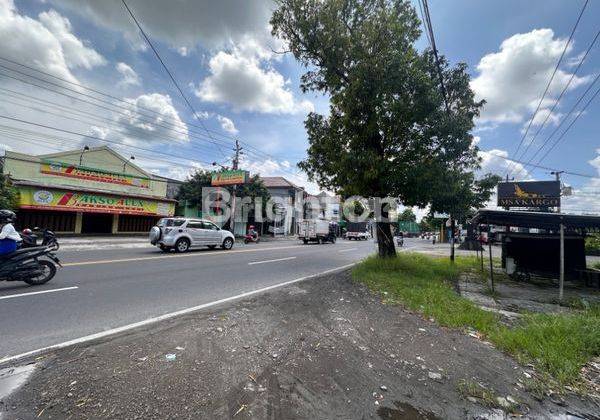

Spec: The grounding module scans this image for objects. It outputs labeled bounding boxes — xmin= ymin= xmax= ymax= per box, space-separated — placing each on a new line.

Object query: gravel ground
xmin=2 ymin=270 xmax=598 ymax=419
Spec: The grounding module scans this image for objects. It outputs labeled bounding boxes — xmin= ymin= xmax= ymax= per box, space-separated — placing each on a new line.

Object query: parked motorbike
xmin=0 ymin=246 xmax=62 ymax=285
xmin=244 ymin=233 xmax=260 ymax=244
xmin=20 ymin=227 xmax=59 ymax=251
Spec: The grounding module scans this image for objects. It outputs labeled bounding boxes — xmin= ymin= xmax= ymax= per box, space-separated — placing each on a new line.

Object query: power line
xmin=0 ymin=114 xmax=216 ymax=167
xmin=514 ymin=28 xmax=600 ymax=165
xmin=0 ymin=57 xmax=297 ymax=171
xmin=534 ymin=84 xmax=600 ymax=164
xmin=507 ymin=0 xmax=589 ymax=175
xmin=483 ymin=150 xmax=598 ymax=179
xmin=420 ymin=0 xmax=450 ymax=113
xmin=120 ymin=0 xmax=227 ymax=158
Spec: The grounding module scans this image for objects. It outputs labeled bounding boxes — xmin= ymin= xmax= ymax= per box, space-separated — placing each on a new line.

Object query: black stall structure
xmin=470 ymin=210 xmax=600 ymax=301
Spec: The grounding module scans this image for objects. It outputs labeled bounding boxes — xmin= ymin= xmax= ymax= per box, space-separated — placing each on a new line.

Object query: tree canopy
xmin=271 ymin=0 xmax=488 ymax=256
xmin=0 ymin=173 xmax=19 ymax=210
xmin=398 ymin=208 xmax=417 ymax=223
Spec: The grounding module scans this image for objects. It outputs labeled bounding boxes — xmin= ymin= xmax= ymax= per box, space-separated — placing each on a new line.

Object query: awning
xmin=470 ymin=209 xmax=600 ymax=232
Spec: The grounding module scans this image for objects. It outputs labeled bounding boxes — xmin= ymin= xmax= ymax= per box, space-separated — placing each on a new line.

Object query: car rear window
xmin=158 ymin=218 xmax=185 ymax=227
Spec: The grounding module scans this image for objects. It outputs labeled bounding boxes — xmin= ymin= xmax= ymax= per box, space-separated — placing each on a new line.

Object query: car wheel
xmin=208 ymin=245 xmax=217 ymax=249
xmin=24 ymin=260 xmax=56 ymax=285
xmin=222 ymin=237 xmax=234 ymax=250
xmin=175 ymin=238 xmax=190 ymax=253
xmin=317 ymin=237 xmax=323 ymax=245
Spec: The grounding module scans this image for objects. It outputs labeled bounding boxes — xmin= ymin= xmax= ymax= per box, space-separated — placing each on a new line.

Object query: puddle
xmin=377 ymin=401 xmax=440 ymax=420
xmin=0 ymin=363 xmax=36 ymax=401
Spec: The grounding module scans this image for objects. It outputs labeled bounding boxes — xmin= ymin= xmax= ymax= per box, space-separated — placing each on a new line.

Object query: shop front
xmin=2 ymin=146 xmax=176 ymax=234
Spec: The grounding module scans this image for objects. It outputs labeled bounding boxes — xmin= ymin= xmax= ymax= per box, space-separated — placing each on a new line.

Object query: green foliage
xmin=353 ymin=253 xmax=600 ymax=386
xmin=177 ymin=170 xmax=271 ymax=217
xmin=0 ymin=173 xmax=19 ymax=210
xmin=271 ymin=0 xmax=484 ymax=257
xmin=398 ymin=208 xmax=416 ymax=222
xmin=585 ymin=235 xmax=600 ymax=255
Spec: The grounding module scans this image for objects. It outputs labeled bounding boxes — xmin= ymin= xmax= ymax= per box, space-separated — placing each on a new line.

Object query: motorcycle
xmin=244 ymin=233 xmax=260 ymax=244
xmin=395 ymin=235 xmax=404 ymax=247
xmin=0 ymin=246 xmax=62 ymax=285
xmin=20 ymin=227 xmax=59 ymax=251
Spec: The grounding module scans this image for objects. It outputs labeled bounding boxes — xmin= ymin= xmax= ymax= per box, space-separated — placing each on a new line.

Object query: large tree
xmin=272 ymin=0 xmax=484 ymax=257
xmin=398 ymin=208 xmax=416 ymax=223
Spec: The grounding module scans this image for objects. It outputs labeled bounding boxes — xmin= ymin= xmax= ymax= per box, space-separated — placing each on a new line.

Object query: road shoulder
xmin=3 ymin=270 xmax=594 ymax=419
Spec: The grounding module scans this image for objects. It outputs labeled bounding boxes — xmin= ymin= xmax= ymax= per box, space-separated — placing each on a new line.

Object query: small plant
xmin=457 ymin=379 xmax=499 ymax=408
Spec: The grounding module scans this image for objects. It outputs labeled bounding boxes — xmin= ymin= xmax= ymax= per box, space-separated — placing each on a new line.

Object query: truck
xmin=345 ymin=221 xmax=370 ymax=240
xmin=297 ymin=219 xmax=336 ymax=244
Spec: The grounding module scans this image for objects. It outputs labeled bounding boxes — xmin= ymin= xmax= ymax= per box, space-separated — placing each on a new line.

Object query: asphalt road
xmin=0 ymin=237 xmax=432 ymax=360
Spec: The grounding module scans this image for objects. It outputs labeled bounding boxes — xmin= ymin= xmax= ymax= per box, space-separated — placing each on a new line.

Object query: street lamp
xmin=79 ymin=145 xmax=89 ymax=166
xmin=123 ymin=155 xmax=135 ymax=172
xmin=212 ymin=161 xmax=229 ymax=170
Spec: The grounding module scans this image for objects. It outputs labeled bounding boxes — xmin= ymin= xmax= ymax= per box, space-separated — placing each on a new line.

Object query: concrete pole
xmin=559 ymin=222 xmax=565 ymax=302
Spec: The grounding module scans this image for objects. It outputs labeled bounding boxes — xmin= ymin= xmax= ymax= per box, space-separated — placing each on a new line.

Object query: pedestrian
xmin=0 ymin=210 xmax=20 ymax=255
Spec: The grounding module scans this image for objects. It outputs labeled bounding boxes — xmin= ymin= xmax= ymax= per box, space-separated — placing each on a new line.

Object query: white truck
xmin=345 ymin=221 xmax=370 ymax=240
xmin=297 ymin=219 xmax=336 ymax=244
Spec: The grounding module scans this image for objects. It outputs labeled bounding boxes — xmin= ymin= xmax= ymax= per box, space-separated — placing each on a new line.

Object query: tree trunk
xmin=376 ymin=221 xmax=396 ymax=258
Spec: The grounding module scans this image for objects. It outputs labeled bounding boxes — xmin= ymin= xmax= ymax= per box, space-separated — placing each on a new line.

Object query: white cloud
xmin=49 ymin=0 xmax=275 ymax=51
xmin=241 ymin=156 xmax=320 ymax=195
xmin=478 ymin=148 xmax=532 ymax=180
xmin=38 ymin=9 xmax=105 ymax=69
xmin=216 ymin=115 xmax=238 ymax=134
xmin=90 ymin=93 xmax=189 ymax=146
xmin=196 ymin=50 xmax=314 ymax=114
xmin=471 ymin=29 xmax=589 ymax=125
xmin=0 ymin=0 xmax=104 ymax=84
xmin=116 ymin=62 xmax=141 ymax=87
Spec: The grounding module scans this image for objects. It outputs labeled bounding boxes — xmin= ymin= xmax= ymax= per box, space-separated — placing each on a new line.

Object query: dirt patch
xmin=2 ymin=271 xmax=597 ymax=419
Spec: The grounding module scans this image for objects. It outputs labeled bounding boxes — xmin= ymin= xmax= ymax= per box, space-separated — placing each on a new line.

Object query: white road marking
xmin=248 ymin=256 xmax=297 ymax=265
xmin=0 ymin=287 xmax=78 ymax=301
xmin=338 ymin=248 xmax=358 ymax=253
xmin=0 ymin=263 xmax=358 ymax=366
xmin=62 ymin=245 xmax=307 ymax=267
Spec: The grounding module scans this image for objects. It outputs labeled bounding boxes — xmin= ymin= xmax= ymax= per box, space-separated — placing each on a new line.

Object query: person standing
xmin=0 ymin=210 xmax=20 ymax=255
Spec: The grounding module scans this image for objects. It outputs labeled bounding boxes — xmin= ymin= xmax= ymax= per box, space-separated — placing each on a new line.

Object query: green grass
xmin=592 ymin=261 xmax=600 ymax=270
xmin=352 ymin=253 xmax=600 ymax=387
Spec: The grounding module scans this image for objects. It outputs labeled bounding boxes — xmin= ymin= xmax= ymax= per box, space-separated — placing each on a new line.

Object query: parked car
xmin=149 ymin=218 xmax=235 ymax=252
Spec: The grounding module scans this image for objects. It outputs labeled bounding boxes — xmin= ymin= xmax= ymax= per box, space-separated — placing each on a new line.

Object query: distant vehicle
xmin=149 ymin=218 xmax=234 ymax=252
xmin=20 ymin=227 xmax=59 ymax=250
xmin=297 ymin=219 xmax=336 ymax=244
xmin=345 ymin=221 xmax=370 ymax=241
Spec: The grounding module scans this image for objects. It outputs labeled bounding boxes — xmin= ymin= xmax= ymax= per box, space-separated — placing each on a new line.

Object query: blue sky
xmin=0 ymin=0 xmax=598 ymax=212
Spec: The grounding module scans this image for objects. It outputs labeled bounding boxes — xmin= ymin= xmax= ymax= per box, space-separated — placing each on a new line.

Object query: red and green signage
xmin=19 ymin=187 xmax=174 ymax=216
xmin=211 ymin=170 xmax=249 ymax=186
xmin=40 ymin=160 xmax=150 ymax=189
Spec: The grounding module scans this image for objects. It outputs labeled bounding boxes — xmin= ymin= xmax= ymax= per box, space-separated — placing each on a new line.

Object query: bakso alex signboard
xmin=211 ymin=170 xmax=249 ymax=186
xmin=497 ymin=181 xmax=560 ymax=208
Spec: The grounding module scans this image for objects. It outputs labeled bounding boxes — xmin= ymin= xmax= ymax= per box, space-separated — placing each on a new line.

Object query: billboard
xmin=211 ymin=170 xmax=249 ymax=186
xmin=497 ymin=181 xmax=560 ymax=208
xmin=40 ymin=160 xmax=150 ymax=189
xmin=18 ymin=187 xmax=174 ymax=216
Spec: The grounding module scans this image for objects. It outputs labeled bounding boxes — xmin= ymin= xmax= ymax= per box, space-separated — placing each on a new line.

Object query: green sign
xmin=397 ymin=221 xmax=420 ymax=233
xmin=211 ymin=170 xmax=249 ymax=186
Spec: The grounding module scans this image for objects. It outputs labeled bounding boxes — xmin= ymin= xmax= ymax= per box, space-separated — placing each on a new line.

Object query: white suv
xmin=149 ymin=218 xmax=235 ymax=253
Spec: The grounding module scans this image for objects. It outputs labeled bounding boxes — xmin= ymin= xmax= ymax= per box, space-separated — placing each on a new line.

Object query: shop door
xmin=81 ymin=213 xmax=113 ymax=234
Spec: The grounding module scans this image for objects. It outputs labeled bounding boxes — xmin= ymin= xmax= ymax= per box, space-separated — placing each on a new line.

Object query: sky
xmin=0 ymin=0 xmax=598 ymax=215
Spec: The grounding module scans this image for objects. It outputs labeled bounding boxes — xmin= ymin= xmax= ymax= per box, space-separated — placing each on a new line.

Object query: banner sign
xmin=40 ymin=160 xmax=150 ymax=189
xmin=211 ymin=170 xmax=249 ymax=186
xmin=19 ymin=187 xmax=174 ymax=216
xmin=497 ymin=181 xmax=560 ymax=208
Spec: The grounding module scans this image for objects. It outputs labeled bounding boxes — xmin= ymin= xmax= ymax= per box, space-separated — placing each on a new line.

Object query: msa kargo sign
xmin=497 ymin=181 xmax=560 ymax=208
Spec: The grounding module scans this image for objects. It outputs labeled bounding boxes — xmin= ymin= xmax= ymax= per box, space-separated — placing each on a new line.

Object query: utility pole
xmin=230 ymin=140 xmax=243 ymax=234
xmin=551 ymin=170 xmax=564 ymax=301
